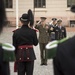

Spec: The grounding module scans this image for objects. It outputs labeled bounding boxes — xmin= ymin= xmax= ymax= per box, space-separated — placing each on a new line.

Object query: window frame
xmin=67 ymin=0 xmax=75 ymax=8
xmin=34 ymin=0 xmax=46 ymax=8
xmin=4 ymin=0 xmax=13 ymax=9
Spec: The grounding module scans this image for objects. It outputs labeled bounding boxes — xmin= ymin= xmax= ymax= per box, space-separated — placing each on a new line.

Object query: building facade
xmin=5 ymin=0 xmax=75 ymax=26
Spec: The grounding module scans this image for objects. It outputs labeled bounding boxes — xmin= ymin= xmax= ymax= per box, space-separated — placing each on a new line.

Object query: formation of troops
xmin=35 ymin=17 xmax=67 ymax=66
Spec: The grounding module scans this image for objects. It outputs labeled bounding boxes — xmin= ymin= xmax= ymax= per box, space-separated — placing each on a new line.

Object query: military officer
xmin=13 ymin=9 xmax=38 ymax=75
xmin=35 ymin=17 xmax=50 ymax=65
xmin=49 ymin=18 xmax=57 ymax=41
xmin=52 ymin=19 xmax=67 ymax=75
xmin=54 ymin=19 xmax=66 ymax=40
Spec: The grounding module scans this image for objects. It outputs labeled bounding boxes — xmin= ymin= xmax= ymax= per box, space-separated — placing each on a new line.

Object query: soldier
xmin=52 ymin=19 xmax=67 ymax=74
xmin=53 ymin=5 xmax=75 ymax=75
xmin=49 ymin=18 xmax=57 ymax=41
xmin=54 ymin=19 xmax=66 ymax=40
xmin=13 ymin=9 xmax=38 ymax=75
xmin=0 ymin=0 xmax=10 ymax=75
xmin=35 ymin=17 xmax=50 ymax=65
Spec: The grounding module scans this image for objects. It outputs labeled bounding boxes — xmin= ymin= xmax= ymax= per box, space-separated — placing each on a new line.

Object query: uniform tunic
xmin=0 ymin=46 xmax=10 ymax=75
xmin=13 ymin=25 xmax=38 ymax=75
xmin=49 ymin=24 xmax=57 ymax=41
xmin=53 ymin=26 xmax=66 ymax=40
xmin=35 ymin=24 xmax=50 ymax=65
xmin=53 ymin=36 xmax=75 ymax=75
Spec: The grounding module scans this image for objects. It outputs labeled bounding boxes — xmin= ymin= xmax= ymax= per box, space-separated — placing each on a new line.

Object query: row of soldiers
xmin=35 ymin=17 xmax=67 ymax=65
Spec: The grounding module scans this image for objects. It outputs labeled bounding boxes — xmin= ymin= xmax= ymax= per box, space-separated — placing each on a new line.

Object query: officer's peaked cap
xmin=57 ymin=19 xmax=62 ymax=22
xmin=40 ymin=17 xmax=47 ymax=20
xmin=52 ymin=18 xmax=57 ymax=21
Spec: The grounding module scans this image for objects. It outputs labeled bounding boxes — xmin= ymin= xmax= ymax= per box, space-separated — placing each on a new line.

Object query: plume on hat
xmin=0 ymin=0 xmax=7 ymax=33
xmin=28 ymin=9 xmax=34 ymax=27
xmin=70 ymin=5 xmax=75 ymax=13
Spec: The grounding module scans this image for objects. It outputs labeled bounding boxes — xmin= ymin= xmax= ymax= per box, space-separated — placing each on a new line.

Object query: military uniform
xmin=13 ymin=25 xmax=38 ymax=75
xmin=53 ymin=36 xmax=75 ymax=75
xmin=35 ymin=21 xmax=50 ymax=65
xmin=53 ymin=19 xmax=67 ymax=75
xmin=53 ymin=26 xmax=66 ymax=40
xmin=13 ymin=11 xmax=38 ymax=75
xmin=0 ymin=0 xmax=10 ymax=75
xmin=49 ymin=24 xmax=57 ymax=41
xmin=49 ymin=18 xmax=57 ymax=41
xmin=0 ymin=46 xmax=10 ymax=75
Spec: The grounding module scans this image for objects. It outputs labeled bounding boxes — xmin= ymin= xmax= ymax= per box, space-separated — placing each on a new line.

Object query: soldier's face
xmin=53 ymin=21 xmax=57 ymax=24
xmin=41 ymin=21 xmax=46 ymax=25
xmin=58 ymin=22 xmax=62 ymax=26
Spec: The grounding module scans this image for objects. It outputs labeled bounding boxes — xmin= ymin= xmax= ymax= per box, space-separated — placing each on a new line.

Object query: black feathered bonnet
xmin=70 ymin=5 xmax=75 ymax=13
xmin=0 ymin=0 xmax=7 ymax=33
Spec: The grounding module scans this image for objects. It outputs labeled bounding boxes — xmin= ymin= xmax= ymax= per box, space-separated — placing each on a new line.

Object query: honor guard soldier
xmin=49 ymin=18 xmax=57 ymax=41
xmin=13 ymin=9 xmax=38 ymax=75
xmin=0 ymin=0 xmax=10 ymax=75
xmin=54 ymin=19 xmax=67 ymax=40
xmin=35 ymin=17 xmax=50 ymax=65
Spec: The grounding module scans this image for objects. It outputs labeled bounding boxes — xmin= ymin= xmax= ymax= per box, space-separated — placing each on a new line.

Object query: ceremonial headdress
xmin=40 ymin=17 xmax=47 ymax=22
xmin=20 ymin=9 xmax=34 ymax=26
xmin=52 ymin=18 xmax=57 ymax=21
xmin=0 ymin=0 xmax=7 ymax=33
xmin=71 ymin=5 xmax=75 ymax=13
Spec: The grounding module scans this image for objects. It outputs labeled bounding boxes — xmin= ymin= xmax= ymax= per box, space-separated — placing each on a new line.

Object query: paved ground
xmin=0 ymin=27 xmax=75 ymax=75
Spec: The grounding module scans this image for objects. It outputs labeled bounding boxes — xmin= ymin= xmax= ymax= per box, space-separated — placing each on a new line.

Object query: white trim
xmin=6 ymin=9 xmax=14 ymax=12
xmin=2 ymin=43 xmax=15 ymax=51
xmin=46 ymin=40 xmax=58 ymax=49
xmin=66 ymin=7 xmax=70 ymax=11
xmin=35 ymin=8 xmax=47 ymax=12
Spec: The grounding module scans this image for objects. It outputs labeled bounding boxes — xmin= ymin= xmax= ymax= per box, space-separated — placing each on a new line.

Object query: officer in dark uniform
xmin=0 ymin=0 xmax=10 ymax=75
xmin=13 ymin=9 xmax=38 ymax=75
xmin=54 ymin=19 xmax=66 ymax=40
xmin=49 ymin=18 xmax=57 ymax=41
xmin=35 ymin=17 xmax=50 ymax=65
xmin=52 ymin=19 xmax=66 ymax=75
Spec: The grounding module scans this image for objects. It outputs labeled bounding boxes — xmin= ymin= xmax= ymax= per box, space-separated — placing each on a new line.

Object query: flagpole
xmin=16 ymin=0 xmax=19 ymax=29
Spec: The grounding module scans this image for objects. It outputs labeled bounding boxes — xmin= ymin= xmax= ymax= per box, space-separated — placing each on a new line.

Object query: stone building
xmin=5 ymin=0 xmax=75 ymax=27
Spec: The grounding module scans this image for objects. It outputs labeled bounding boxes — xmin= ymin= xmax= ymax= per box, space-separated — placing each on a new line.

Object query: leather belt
xmin=18 ymin=45 xmax=33 ymax=49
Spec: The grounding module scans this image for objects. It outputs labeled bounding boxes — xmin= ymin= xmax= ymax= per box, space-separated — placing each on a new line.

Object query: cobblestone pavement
xmin=0 ymin=27 xmax=75 ymax=75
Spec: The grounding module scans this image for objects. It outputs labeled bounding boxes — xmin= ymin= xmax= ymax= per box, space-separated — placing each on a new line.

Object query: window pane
xmin=34 ymin=0 xmax=46 ymax=8
xmin=42 ymin=0 xmax=46 ymax=7
xmin=4 ymin=0 xmax=13 ymax=8
xmin=67 ymin=0 xmax=75 ymax=7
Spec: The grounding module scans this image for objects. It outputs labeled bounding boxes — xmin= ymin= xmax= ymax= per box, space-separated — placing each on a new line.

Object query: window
xmin=4 ymin=0 xmax=13 ymax=8
xmin=34 ymin=0 xmax=46 ymax=8
xmin=67 ymin=0 xmax=75 ymax=7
